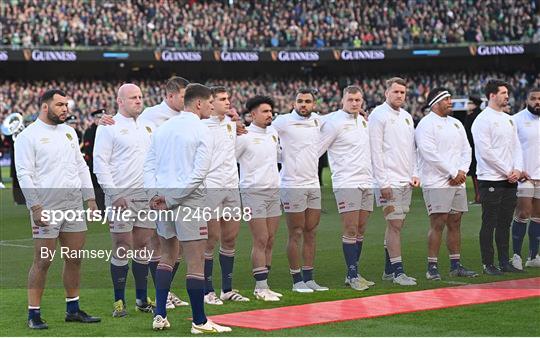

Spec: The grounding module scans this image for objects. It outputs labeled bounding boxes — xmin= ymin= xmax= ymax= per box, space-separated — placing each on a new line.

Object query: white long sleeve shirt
xmin=471 ymin=106 xmax=523 ymax=181
xmin=203 ymin=115 xmax=239 ymax=188
xmin=14 ymin=118 xmax=94 ymax=210
xmin=235 ymin=124 xmax=280 ymax=189
xmin=415 ymin=112 xmax=471 ymax=188
xmin=272 ymin=110 xmax=321 ymax=188
xmin=512 ymin=108 xmax=539 ymax=180
xmin=93 ymin=113 xmax=155 ymax=203
xmin=143 ymin=112 xmax=213 ymax=209
xmin=319 ymin=110 xmax=374 ymax=188
xmin=139 ymin=100 xmax=179 ymax=128
xmin=369 ymin=102 xmax=418 ymax=188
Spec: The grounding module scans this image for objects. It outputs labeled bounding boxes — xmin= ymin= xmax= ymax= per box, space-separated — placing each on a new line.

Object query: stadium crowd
xmin=1 ymin=71 xmax=537 ymax=131
xmin=1 ymin=0 xmax=538 ymax=49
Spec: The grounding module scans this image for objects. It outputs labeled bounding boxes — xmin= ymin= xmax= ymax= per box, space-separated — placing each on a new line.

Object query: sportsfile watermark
xmin=41 ymin=206 xmax=252 ymax=225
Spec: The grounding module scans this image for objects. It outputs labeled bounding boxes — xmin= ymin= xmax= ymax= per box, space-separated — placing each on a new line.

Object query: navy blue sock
xmin=148 ymin=260 xmax=159 ymax=288
xmin=384 ymin=246 xmax=392 ymax=274
xmin=186 ymin=277 xmax=206 ymax=325
xmin=219 ymin=248 xmax=235 ymax=293
xmin=132 ymin=260 xmax=148 ymax=302
xmin=529 ymin=221 xmax=540 ymax=258
xmin=66 ymin=297 xmax=80 ymax=314
xmin=290 ymin=269 xmax=303 ymax=284
xmin=391 ymin=257 xmax=404 ymax=277
xmin=512 ymin=219 xmax=528 ymax=256
xmin=449 ymin=254 xmax=460 ymax=270
xmin=110 ymin=261 xmax=129 ymax=302
xmin=427 ymin=257 xmax=438 ymax=271
xmin=302 ymin=267 xmax=313 ymax=282
xmin=356 ymin=238 xmax=364 ymax=263
xmin=342 ymin=237 xmax=358 ymax=279
xmin=204 ymin=258 xmax=214 ymax=294
xmin=28 ymin=308 xmax=40 ymax=321
xmin=253 ymin=268 xmax=268 ymax=282
xmin=154 ymin=264 xmax=173 ymax=318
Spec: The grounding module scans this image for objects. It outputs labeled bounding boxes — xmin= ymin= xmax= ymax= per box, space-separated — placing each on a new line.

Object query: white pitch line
xmin=0 ymin=241 xmax=33 ymax=248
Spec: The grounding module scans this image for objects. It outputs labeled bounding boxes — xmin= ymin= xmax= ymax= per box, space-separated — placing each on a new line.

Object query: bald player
xmin=101 ymin=77 xmax=190 ymax=308
xmin=94 ymin=84 xmax=157 ymax=316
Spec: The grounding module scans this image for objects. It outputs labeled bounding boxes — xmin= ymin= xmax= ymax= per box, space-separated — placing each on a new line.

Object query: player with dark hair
xmin=16 ymin=89 xmax=101 ymax=329
xmin=510 ymin=87 xmax=540 ymax=270
xmin=236 ymin=95 xmax=283 ymax=301
xmin=202 ymin=86 xmax=250 ymax=304
xmin=272 ymin=88 xmax=328 ymax=293
xmin=472 ymin=79 xmax=523 ymax=275
xmin=145 ymin=83 xmax=231 ymax=333
xmin=415 ymin=87 xmax=478 ymax=280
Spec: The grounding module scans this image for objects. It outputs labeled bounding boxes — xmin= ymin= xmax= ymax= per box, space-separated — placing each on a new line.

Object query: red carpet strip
xmin=208 ymin=277 xmax=540 ymax=331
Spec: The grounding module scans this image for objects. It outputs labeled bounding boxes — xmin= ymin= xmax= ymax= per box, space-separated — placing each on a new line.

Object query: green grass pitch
xmin=1 ymin=167 xmax=539 ymax=336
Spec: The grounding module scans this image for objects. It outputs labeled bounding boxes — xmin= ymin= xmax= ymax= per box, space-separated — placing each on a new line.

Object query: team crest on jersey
xmin=509 ymin=120 xmax=514 ymax=126
xmin=272 ymin=135 xmax=278 ymax=143
xmin=145 ymin=126 xmax=152 ymax=134
xmin=362 ymin=120 xmax=367 ymax=128
xmin=454 ymin=123 xmax=460 ymax=129
xmin=314 ymin=119 xmax=319 ymax=127
xmin=227 ymin=124 xmax=232 ymax=133
xmin=65 ymin=133 xmax=73 ymax=141
xmin=405 ymin=118 xmax=411 ymax=125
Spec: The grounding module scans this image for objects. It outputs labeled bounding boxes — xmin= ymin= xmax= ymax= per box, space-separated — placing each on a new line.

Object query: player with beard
xmin=471 ymin=79 xmax=523 ymax=275
xmin=510 ymin=88 xmax=540 ymax=270
xmin=415 ymin=87 xmax=478 ymax=280
xmin=15 ymin=89 xmax=101 ymax=329
xmin=236 ymin=95 xmax=283 ymax=301
xmin=272 ymin=89 xmax=328 ymax=293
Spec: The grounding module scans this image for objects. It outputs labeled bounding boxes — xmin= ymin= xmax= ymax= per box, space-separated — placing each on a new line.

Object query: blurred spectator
xmin=1 ymin=71 xmax=537 ymax=127
xmin=1 ymin=0 xmax=538 ymax=49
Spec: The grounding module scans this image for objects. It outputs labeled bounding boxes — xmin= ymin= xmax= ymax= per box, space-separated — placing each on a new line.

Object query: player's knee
xmin=384 ymin=205 xmax=406 ymax=221
xmin=220 ymin=236 xmax=236 ymax=250
xmin=64 ymin=256 xmax=82 ymax=267
xmin=531 ymin=217 xmax=540 ymax=223
xmin=266 ymin=235 xmax=275 ymax=249
xmin=33 ymin=257 xmax=53 ymax=271
xmin=253 ymin=235 xmax=268 ymax=249
xmin=516 ymin=209 xmax=532 ymax=220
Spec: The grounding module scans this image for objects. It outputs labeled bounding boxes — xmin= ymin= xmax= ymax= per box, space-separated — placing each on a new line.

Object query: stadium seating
xmin=1 ymin=71 xmax=537 ymax=131
xmin=1 ymin=0 xmax=538 ymax=48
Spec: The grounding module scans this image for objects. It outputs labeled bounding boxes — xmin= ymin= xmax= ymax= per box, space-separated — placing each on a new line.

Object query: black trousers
xmin=478 ymin=180 xmax=517 ymax=266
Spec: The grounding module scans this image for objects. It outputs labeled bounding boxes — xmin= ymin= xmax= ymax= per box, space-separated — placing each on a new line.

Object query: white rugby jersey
xmin=272 ymin=110 xmax=321 ymax=187
xmin=319 ymin=110 xmax=374 ymax=188
xmin=235 ymin=124 xmax=280 ymax=189
xmin=139 ymin=100 xmax=179 ymax=128
xmin=15 ymin=118 xmax=94 ymax=209
xmin=415 ymin=112 xmax=471 ymax=188
xmin=144 ymin=112 xmax=213 ymax=208
xmin=93 ymin=113 xmax=155 ymax=202
xmin=369 ymin=102 xmax=418 ymax=188
xmin=203 ymin=115 xmax=239 ymax=188
xmin=472 ymin=106 xmax=523 ymax=181
xmin=512 ymin=108 xmax=539 ymax=180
